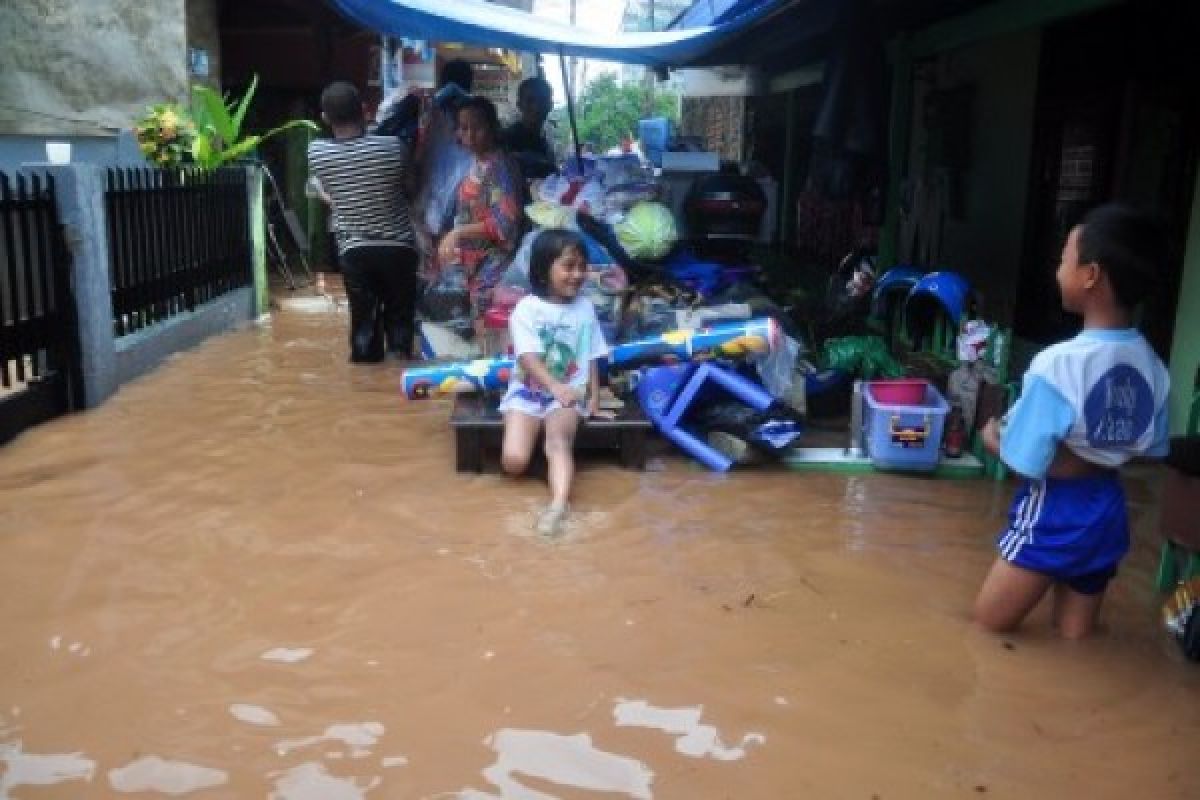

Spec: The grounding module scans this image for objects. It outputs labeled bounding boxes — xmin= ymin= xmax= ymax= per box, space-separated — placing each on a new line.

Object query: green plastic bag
xmin=820 ymin=335 xmax=904 ymax=379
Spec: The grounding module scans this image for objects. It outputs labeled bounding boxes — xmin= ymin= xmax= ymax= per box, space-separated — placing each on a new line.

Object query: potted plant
xmin=133 ymin=103 xmax=197 ymax=167
xmin=190 ymin=75 xmax=318 ymax=169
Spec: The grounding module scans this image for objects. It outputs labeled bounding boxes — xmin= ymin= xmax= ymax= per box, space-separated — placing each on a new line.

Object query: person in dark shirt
xmin=501 ymin=76 xmax=556 ymax=184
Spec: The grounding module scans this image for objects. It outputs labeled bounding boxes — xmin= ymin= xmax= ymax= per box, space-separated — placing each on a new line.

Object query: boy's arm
xmin=981 ymin=417 xmax=1002 ymax=457
xmin=998 ymin=375 xmax=1075 ymax=479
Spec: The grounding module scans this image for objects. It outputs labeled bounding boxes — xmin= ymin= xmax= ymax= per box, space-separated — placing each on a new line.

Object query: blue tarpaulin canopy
xmin=669 ymin=0 xmax=782 ymax=31
xmin=328 ymin=0 xmax=786 ymax=67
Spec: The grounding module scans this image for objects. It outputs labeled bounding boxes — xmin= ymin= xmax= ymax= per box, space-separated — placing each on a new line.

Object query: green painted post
xmin=1168 ymin=169 xmax=1200 ymax=434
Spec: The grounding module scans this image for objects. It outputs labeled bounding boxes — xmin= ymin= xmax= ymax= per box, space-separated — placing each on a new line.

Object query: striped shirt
xmin=307 ymin=135 xmax=415 ymax=253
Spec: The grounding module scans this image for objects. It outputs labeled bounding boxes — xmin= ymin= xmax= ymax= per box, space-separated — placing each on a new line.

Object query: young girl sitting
xmin=499 ymin=229 xmax=609 ymax=536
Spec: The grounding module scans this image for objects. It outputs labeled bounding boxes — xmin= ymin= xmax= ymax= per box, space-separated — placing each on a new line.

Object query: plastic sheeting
xmin=328 ymin=0 xmax=786 ymax=67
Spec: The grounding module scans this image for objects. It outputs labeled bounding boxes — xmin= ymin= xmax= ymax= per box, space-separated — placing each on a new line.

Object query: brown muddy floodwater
xmin=1 ymin=294 xmax=1198 ymax=799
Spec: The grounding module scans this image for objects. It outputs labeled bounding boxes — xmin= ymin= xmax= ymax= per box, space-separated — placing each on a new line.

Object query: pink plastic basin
xmin=867 ymin=379 xmax=928 ymax=406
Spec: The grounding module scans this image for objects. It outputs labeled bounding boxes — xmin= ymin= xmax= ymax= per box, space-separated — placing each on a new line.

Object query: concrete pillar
xmin=42 ymin=164 xmax=118 ymax=408
xmin=245 ymin=165 xmax=267 ymax=315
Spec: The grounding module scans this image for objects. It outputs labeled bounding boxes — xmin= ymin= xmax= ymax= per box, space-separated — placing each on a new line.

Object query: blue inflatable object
xmin=870 ymin=266 xmax=925 ymax=317
xmin=637 ymin=362 xmax=776 ymax=472
xmin=579 ymin=230 xmax=613 ymax=265
xmin=906 ymin=270 xmax=971 ymax=324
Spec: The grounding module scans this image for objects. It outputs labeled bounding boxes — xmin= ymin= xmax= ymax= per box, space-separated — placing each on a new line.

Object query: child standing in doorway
xmin=974 ymin=204 xmax=1171 ymax=638
xmin=499 ymin=229 xmax=609 ymax=537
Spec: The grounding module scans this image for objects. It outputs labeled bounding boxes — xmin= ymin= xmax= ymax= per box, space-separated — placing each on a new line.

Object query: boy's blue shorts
xmin=996 ymin=475 xmax=1128 ymax=595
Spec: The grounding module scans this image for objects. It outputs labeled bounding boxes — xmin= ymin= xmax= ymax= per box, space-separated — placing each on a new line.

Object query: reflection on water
xmin=275 ymin=722 xmax=385 ymax=759
xmin=0 ymin=741 xmax=95 ymax=797
xmin=269 ymin=761 xmax=380 ymax=800
xmin=261 ymin=647 xmax=315 ymax=664
xmin=0 ymin=297 xmax=1197 ymax=798
xmin=463 ymin=729 xmax=654 ymax=800
xmin=107 ymin=755 xmax=228 ymax=795
xmin=613 ymin=699 xmax=766 ymax=761
xmin=230 ymin=703 xmax=281 ymax=727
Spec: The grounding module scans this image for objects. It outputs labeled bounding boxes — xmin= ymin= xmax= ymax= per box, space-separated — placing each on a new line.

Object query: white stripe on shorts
xmin=1002 ymin=481 xmax=1045 ymax=561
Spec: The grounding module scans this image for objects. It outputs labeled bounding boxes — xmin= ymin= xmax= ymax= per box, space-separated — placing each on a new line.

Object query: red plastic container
xmin=866 ymin=379 xmax=929 ymax=406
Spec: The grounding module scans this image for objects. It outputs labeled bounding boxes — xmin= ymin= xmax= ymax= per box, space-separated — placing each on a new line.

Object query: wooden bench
xmin=450 ymin=392 xmax=652 ymax=473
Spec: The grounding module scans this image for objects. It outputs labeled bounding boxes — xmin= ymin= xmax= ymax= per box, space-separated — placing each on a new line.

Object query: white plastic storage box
xmin=863 ymin=380 xmax=950 ymax=471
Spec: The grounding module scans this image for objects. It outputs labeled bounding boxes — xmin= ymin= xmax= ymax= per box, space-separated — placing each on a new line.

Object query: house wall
xmin=0 ymin=1 xmax=188 ymax=137
xmin=902 ymin=29 xmax=1041 ymax=324
xmin=0 ymin=0 xmax=219 ymax=172
xmin=1169 ymin=168 xmax=1200 ymax=434
xmin=680 ymin=96 xmax=745 ymax=163
xmin=185 ymin=0 xmax=222 ymax=92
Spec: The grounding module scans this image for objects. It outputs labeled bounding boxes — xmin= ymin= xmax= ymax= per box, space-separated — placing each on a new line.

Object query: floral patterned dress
xmin=452 ymin=151 xmax=522 ymax=305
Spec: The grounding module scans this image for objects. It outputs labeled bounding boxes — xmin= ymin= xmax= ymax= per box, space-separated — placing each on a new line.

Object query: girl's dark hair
xmin=1076 ymin=203 xmax=1165 ymax=310
xmin=529 ymin=228 xmax=586 ymax=297
xmin=457 ymin=95 xmax=501 ymax=139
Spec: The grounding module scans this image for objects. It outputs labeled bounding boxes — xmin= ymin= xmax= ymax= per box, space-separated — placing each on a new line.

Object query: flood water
xmin=1 ymin=291 xmax=1197 ymax=798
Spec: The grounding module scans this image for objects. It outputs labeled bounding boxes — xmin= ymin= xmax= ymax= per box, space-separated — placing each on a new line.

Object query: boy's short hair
xmin=320 ymin=82 xmax=362 ymax=127
xmin=1077 ymin=203 xmax=1165 ymax=310
xmin=517 ymin=76 xmax=553 ymax=106
xmin=440 ymin=59 xmax=474 ymax=93
xmin=528 ymin=228 xmax=586 ymax=297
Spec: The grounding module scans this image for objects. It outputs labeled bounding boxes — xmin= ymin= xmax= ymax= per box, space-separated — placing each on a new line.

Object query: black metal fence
xmin=105 ymin=167 xmax=250 ymax=336
xmin=0 ymin=171 xmax=80 ymax=443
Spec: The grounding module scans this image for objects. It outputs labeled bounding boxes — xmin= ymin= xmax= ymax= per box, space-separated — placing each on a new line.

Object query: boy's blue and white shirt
xmin=1001 ymin=329 xmax=1170 ymax=479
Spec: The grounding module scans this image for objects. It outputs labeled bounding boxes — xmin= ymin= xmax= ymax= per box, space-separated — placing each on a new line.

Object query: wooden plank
xmin=451 ymin=392 xmax=651 ymax=473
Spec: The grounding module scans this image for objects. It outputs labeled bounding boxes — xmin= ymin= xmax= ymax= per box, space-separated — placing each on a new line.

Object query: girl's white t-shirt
xmin=505 ymin=294 xmax=609 ymax=396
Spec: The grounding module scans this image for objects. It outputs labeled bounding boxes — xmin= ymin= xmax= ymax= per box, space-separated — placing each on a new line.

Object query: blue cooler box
xmin=863 ymin=382 xmax=950 ymax=471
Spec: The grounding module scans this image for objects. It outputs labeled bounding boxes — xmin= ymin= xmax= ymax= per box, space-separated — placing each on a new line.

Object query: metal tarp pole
xmin=558 ymin=45 xmax=584 ymax=169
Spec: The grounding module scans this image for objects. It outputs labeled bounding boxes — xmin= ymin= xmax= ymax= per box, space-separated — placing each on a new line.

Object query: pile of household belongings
xmin=409 ymin=157 xmax=806 ymax=470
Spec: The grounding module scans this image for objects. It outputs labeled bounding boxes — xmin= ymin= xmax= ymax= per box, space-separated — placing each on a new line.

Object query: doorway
xmin=1015 ymin=1 xmax=1199 ymax=357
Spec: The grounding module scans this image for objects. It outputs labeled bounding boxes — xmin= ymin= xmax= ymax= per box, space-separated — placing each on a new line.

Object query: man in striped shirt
xmin=308 ymin=81 xmax=418 ymax=362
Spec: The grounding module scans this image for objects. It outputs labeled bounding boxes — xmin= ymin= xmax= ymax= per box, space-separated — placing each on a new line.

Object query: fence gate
xmin=0 ymin=171 xmax=81 ymax=445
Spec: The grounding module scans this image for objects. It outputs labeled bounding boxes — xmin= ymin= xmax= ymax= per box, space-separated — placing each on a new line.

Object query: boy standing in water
xmin=974 ymin=204 xmax=1170 ymax=638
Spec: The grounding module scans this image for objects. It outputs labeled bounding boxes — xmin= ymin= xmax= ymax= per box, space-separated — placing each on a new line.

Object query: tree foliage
xmin=550 ymin=72 xmax=679 ymax=155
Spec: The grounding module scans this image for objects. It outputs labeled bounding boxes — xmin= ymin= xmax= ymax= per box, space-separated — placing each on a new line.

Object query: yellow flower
xmin=159 ymin=109 xmax=179 ymax=129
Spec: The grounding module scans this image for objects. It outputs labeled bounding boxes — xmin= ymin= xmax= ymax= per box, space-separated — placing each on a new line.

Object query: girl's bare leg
xmin=542 ymin=408 xmax=580 ymax=509
xmin=501 ymin=411 xmax=542 ymax=476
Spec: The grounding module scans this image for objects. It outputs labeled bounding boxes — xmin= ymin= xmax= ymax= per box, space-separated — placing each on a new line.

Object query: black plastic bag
xmin=418 ymin=267 xmax=473 ymax=337
xmin=686 ymin=399 xmax=803 ymax=455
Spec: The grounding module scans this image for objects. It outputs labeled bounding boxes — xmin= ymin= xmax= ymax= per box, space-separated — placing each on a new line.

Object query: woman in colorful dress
xmin=436 ymin=95 xmax=523 ymax=319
